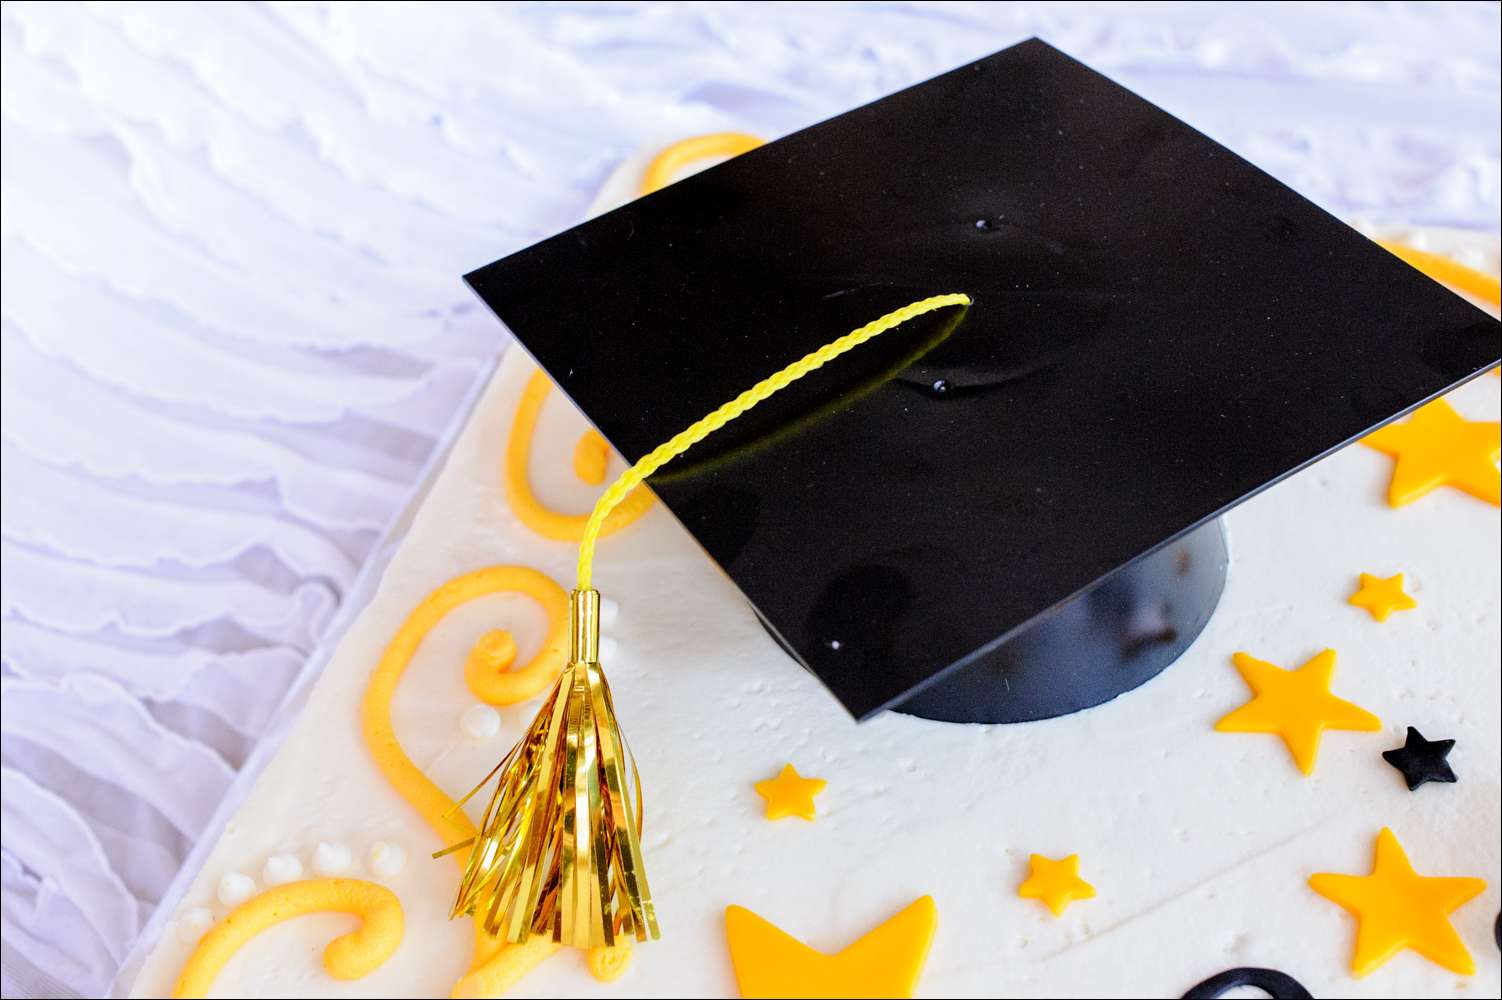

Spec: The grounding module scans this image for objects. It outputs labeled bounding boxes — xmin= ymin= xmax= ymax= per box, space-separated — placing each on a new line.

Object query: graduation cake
xmin=127 ymin=40 xmax=1500 ymax=999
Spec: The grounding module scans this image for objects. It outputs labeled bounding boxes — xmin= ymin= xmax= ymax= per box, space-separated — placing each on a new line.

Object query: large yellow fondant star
xmin=1017 ymin=854 xmax=1096 ymax=917
xmin=1348 ymin=572 xmax=1417 ymax=622
xmin=1362 ymin=399 xmax=1500 ymax=508
xmin=754 ymin=764 xmax=826 ymax=821
xmin=1310 ymin=828 xmax=1486 ymax=977
xmin=724 ymin=896 xmax=937 ymax=999
xmin=1215 ymin=650 xmax=1381 ymax=775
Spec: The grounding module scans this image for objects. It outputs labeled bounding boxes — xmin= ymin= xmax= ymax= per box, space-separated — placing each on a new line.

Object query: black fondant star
xmin=1381 ymin=726 xmax=1457 ymax=791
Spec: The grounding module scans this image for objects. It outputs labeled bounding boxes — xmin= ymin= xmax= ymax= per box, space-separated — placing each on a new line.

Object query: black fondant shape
xmin=1382 ymin=726 xmax=1458 ymax=791
xmin=1183 ymin=967 xmax=1313 ymax=999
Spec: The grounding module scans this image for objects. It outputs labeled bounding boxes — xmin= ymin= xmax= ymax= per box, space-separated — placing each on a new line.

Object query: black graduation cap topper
xmin=468 ymin=38 xmax=1500 ymax=725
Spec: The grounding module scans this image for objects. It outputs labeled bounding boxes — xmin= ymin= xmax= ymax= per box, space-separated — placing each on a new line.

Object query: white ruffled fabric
xmin=1 ymin=3 xmax=1497 ymax=997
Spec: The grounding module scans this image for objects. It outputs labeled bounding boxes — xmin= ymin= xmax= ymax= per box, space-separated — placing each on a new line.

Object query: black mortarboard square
xmin=467 ymin=39 xmax=1499 ymax=722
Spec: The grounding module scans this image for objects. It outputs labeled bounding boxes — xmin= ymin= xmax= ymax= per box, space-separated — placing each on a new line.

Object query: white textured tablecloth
xmin=1 ymin=3 xmax=1498 ymax=997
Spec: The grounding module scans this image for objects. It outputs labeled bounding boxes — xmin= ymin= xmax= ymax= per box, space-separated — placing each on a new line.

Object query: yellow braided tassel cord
xmin=451 ymin=292 xmax=971 ymax=953
xmin=577 ymin=292 xmax=973 ymax=589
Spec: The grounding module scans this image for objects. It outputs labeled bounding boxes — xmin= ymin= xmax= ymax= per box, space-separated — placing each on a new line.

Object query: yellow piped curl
xmin=362 ymin=567 xmax=570 ymax=846
xmin=572 ymin=430 xmax=611 ymax=486
xmin=173 ymin=879 xmax=401 ymax=998
xmin=575 ymin=293 xmax=973 ymax=590
xmin=505 ymin=371 xmax=656 ymax=542
xmin=586 ymin=942 xmax=634 ymax=982
xmin=640 ymin=132 xmax=765 ymax=195
xmin=359 ymin=566 xmax=625 ymax=992
xmin=501 ymin=132 xmax=769 ymax=544
xmin=1378 ymin=241 xmax=1501 ymax=307
xmin=451 ymin=935 xmax=564 ymax=999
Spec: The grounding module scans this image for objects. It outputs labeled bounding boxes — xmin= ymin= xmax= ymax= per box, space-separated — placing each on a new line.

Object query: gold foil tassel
xmin=444 ymin=588 xmax=658 ymax=947
xmin=444 ymin=294 xmax=970 ymax=953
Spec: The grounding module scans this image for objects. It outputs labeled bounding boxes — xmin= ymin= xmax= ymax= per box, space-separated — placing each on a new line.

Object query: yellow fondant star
xmin=1362 ymin=398 xmax=1500 ymax=508
xmin=754 ymin=764 xmax=827 ymax=821
xmin=1310 ymin=828 xmax=1486 ymax=977
xmin=1215 ymin=650 xmax=1380 ymax=775
xmin=1347 ymin=572 xmax=1417 ymax=622
xmin=724 ymin=896 xmax=937 ymax=999
xmin=1017 ymin=853 xmax=1096 ymax=917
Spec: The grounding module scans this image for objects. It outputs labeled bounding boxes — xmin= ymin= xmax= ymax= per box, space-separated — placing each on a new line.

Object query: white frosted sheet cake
xmin=127 ymin=153 xmax=1502 ymax=999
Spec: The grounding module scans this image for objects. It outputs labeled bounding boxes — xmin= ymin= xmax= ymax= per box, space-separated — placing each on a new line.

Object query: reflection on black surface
xmin=650 ymin=300 xmax=970 ymax=484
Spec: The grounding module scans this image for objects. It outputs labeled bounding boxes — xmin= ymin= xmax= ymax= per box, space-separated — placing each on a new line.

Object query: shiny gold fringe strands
xmin=446 ymin=292 xmax=972 ymax=949
xmin=444 ymin=587 xmax=653 ymax=948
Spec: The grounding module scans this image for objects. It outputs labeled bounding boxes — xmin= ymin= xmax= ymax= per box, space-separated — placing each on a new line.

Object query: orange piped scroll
xmin=1378 ymin=241 xmax=1501 ymax=307
xmin=573 ymin=430 xmax=611 ymax=486
xmin=173 ymin=879 xmax=401 ymax=998
xmin=363 ymin=569 xmax=570 ymax=818
xmin=640 ymin=132 xmax=765 ymax=195
xmin=452 ymin=935 xmax=566 ymax=999
xmin=505 ymin=370 xmax=656 ymax=542
xmin=585 ymin=943 xmax=634 ymax=983
xmin=502 ymin=133 xmax=769 ymax=542
xmin=360 ymin=566 xmax=624 ymax=994
xmin=464 ymin=629 xmax=520 ymax=694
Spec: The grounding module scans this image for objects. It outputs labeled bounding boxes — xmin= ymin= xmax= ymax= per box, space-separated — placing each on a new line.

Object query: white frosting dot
xmin=599 ymin=635 xmax=620 ymax=660
xmin=262 ymin=853 xmax=303 ymax=886
xmin=216 ymin=872 xmax=255 ymax=907
xmin=368 ymin=841 xmax=407 ymax=878
xmin=312 ymin=841 xmax=353 ymax=875
xmin=176 ymin=907 xmax=214 ymax=942
xmin=460 ymin=704 xmax=501 ymax=741
xmin=599 ymin=596 xmax=621 ymax=627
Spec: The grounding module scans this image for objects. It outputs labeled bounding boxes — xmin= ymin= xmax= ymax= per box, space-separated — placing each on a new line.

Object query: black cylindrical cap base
xmin=893 ymin=518 xmax=1228 ymax=723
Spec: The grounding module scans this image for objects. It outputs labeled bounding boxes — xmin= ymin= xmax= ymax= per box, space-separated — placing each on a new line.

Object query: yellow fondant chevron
xmin=724 ymin=896 xmax=937 ymax=998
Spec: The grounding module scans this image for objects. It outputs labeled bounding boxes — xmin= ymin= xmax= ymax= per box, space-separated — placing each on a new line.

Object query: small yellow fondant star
xmin=754 ymin=764 xmax=826 ymax=821
xmin=1310 ymin=828 xmax=1486 ymax=977
xmin=1347 ymin=572 xmax=1417 ymax=622
xmin=725 ymin=896 xmax=937 ymax=998
xmin=1017 ymin=853 xmax=1095 ymax=917
xmin=1362 ymin=398 xmax=1500 ymax=508
xmin=1215 ymin=650 xmax=1380 ymax=775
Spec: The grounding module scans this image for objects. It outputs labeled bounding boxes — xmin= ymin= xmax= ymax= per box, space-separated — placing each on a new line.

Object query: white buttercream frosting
xmin=599 ymin=596 xmax=622 ymax=627
xmin=214 ymin=872 xmax=254 ymax=908
xmin=368 ymin=842 xmax=408 ymax=879
xmin=261 ymin=853 xmax=303 ymax=886
xmin=311 ymin=842 xmax=353 ymax=876
xmin=174 ymin=908 xmax=214 ymax=944
xmin=459 ymin=704 xmax=502 ymax=741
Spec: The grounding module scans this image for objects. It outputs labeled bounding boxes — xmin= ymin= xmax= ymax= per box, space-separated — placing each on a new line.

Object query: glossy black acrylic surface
xmin=468 ymin=39 xmax=1500 ymax=721
xmin=891 ymin=518 xmax=1228 ymax=723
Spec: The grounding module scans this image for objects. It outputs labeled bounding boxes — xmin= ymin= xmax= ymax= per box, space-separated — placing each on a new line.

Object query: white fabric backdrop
xmin=1 ymin=2 xmax=1498 ymax=996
